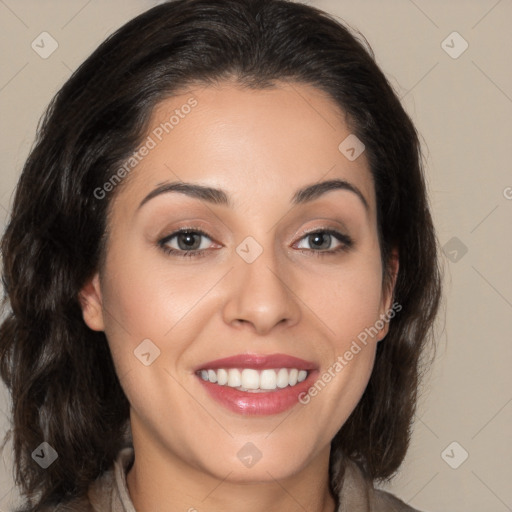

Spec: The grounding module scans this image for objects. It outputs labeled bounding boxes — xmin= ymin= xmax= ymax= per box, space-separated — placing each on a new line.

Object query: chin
xmin=195 ymin=441 xmax=317 ymax=484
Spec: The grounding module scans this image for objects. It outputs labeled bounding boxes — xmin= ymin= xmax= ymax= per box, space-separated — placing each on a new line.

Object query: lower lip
xmin=196 ymin=371 xmax=318 ymax=416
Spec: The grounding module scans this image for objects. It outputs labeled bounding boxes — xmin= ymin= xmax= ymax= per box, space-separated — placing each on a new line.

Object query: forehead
xmin=114 ymin=80 xmax=375 ymax=217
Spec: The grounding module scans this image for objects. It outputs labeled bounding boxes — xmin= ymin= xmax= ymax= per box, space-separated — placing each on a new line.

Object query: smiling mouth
xmin=197 ymin=367 xmax=309 ymax=392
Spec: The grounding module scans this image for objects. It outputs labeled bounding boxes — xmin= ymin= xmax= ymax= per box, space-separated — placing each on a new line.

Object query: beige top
xmin=49 ymin=447 xmax=421 ymax=511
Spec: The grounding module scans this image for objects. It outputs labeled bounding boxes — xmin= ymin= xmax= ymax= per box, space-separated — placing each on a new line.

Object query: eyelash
xmin=158 ymin=227 xmax=354 ymax=259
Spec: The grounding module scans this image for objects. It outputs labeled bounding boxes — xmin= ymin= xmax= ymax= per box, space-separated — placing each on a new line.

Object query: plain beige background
xmin=0 ymin=0 xmax=511 ymax=510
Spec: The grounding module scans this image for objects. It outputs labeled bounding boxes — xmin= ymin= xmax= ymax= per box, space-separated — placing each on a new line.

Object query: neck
xmin=126 ymin=423 xmax=338 ymax=512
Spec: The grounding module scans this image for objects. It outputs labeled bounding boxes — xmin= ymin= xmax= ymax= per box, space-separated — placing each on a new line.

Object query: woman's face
xmin=81 ymin=80 xmax=397 ymax=482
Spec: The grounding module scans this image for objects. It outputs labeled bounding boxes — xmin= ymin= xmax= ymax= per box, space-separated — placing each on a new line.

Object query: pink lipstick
xmin=194 ymin=353 xmax=318 ymax=415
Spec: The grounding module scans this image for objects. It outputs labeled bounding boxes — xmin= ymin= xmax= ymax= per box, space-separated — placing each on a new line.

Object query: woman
xmin=0 ymin=0 xmax=442 ymax=510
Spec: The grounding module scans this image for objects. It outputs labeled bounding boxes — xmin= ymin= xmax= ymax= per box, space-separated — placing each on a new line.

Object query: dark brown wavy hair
xmin=0 ymin=0 xmax=442 ymax=509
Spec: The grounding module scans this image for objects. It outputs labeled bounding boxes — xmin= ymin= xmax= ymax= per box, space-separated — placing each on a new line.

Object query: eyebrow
xmin=137 ymin=178 xmax=369 ymax=211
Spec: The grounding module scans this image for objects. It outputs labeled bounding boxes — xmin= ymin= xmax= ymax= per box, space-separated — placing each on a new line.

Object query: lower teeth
xmin=214 ymin=381 xmax=305 ymax=392
xmin=235 ymin=387 xmax=279 ymax=393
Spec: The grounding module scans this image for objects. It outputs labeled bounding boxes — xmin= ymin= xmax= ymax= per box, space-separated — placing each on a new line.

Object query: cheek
xmin=100 ymin=244 xmax=205 ymax=338
xmin=293 ymin=250 xmax=383 ymax=419
xmin=98 ymin=244 xmax=228 ymax=385
xmin=334 ymin=269 xmax=383 ymax=339
xmin=296 ymin=262 xmax=382 ymax=442
xmin=304 ymin=251 xmax=385 ymax=346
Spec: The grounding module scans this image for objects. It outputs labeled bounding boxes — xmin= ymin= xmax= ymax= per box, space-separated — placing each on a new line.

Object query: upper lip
xmin=194 ymin=353 xmax=318 ymax=372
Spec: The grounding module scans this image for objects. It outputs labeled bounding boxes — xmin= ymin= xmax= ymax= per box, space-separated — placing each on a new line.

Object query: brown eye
xmin=159 ymin=229 xmax=215 ymax=258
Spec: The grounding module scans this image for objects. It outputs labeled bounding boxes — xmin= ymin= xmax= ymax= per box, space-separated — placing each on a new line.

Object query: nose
xmin=221 ymin=245 xmax=301 ymax=336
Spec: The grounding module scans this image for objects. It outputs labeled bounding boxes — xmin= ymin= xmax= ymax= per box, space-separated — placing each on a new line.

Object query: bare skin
xmin=80 ymin=79 xmax=398 ymax=512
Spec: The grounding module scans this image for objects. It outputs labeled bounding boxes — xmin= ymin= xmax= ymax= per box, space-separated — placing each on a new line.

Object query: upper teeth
xmin=199 ymin=368 xmax=308 ymax=391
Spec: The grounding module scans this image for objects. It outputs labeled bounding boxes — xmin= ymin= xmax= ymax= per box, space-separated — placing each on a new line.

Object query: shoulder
xmin=37 ymin=446 xmax=135 ymax=512
xmin=373 ymin=488 xmax=423 ymax=512
xmin=334 ymin=455 xmax=423 ymax=512
xmin=36 ymin=497 xmax=94 ymax=511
